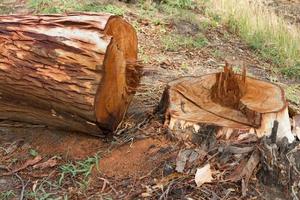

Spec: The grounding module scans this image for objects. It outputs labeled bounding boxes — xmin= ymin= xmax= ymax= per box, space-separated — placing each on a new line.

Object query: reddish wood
xmin=0 ymin=13 xmax=141 ymax=136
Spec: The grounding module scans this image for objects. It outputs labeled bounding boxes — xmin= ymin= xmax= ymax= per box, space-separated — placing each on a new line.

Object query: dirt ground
xmin=263 ymin=0 xmax=300 ymax=25
xmin=0 ymin=0 xmax=300 ymax=199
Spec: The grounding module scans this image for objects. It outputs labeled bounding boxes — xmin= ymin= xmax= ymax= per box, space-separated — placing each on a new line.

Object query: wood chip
xmin=228 ymin=150 xmax=260 ymax=182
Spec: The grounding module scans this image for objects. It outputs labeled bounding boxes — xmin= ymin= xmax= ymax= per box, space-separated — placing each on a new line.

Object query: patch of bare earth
xmin=96 ymin=138 xmax=172 ymax=179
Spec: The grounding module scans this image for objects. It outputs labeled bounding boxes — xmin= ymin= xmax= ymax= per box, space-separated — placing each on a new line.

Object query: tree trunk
xmin=0 ymin=13 xmax=141 ymax=136
xmin=159 ymin=64 xmax=294 ymax=143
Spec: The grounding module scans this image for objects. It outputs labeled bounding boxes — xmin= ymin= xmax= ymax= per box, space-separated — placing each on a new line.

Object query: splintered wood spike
xmin=159 ymin=63 xmax=294 ymax=143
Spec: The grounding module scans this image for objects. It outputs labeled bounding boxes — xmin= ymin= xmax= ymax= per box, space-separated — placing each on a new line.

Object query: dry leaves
xmin=195 ymin=163 xmax=213 ymax=187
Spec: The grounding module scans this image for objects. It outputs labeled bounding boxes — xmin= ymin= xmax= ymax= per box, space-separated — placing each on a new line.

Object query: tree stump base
xmin=159 ymin=64 xmax=294 ymax=143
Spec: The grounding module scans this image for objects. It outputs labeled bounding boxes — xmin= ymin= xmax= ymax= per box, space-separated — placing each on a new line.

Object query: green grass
xmin=172 ymin=9 xmax=201 ymax=27
xmin=281 ymin=64 xmax=300 ymax=79
xmin=207 ymin=0 xmax=300 ymax=79
xmin=162 ymin=33 xmax=208 ymax=51
xmin=25 ymin=155 xmax=99 ymax=199
xmin=0 ymin=190 xmax=15 ymax=200
xmin=0 ymin=3 xmax=14 ymax=14
xmin=25 ymin=179 xmax=61 ymax=200
xmin=137 ymin=0 xmax=201 ymax=26
xmin=29 ymin=148 xmax=39 ymax=157
xmin=285 ymin=84 xmax=300 ymax=105
xmin=58 ymin=154 xmax=99 ymax=186
xmin=212 ymin=49 xmax=223 ymax=59
xmin=163 ymin=0 xmax=197 ymax=10
xmin=28 ymin=0 xmax=125 ymax=15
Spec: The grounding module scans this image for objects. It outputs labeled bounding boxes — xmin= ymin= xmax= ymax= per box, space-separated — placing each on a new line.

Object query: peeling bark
xmin=0 ymin=13 xmax=141 ymax=136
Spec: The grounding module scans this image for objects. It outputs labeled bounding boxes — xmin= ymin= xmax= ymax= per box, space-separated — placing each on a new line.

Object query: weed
xmin=58 ymin=154 xmax=99 ymax=186
xmin=86 ymin=4 xmax=125 ymax=15
xmin=29 ymin=149 xmax=39 ymax=157
xmin=162 ymin=33 xmax=208 ymax=51
xmin=141 ymin=54 xmax=151 ymax=64
xmin=25 ymin=179 xmax=61 ymax=199
xmin=139 ymin=46 xmax=151 ymax=64
xmin=158 ymin=3 xmax=179 ymax=16
xmin=212 ymin=49 xmax=223 ymax=59
xmin=208 ymin=0 xmax=300 ymax=79
xmin=181 ymin=62 xmax=189 ymax=72
xmin=173 ymin=9 xmax=201 ymax=28
xmin=137 ymin=2 xmax=164 ymax=24
xmin=194 ymin=35 xmax=208 ymax=48
xmin=0 ymin=190 xmax=15 ymax=200
xmin=0 ymin=2 xmax=14 ymax=14
xmin=200 ymin=18 xmax=218 ymax=30
xmin=285 ymin=84 xmax=300 ymax=105
xmin=28 ymin=0 xmax=125 ymax=15
xmin=164 ymin=0 xmax=196 ymax=10
xmin=28 ymin=0 xmax=69 ymax=13
xmin=281 ymin=64 xmax=300 ymax=79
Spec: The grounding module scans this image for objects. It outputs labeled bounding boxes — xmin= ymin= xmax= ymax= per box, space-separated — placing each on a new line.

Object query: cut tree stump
xmin=0 ymin=13 xmax=141 ymax=136
xmin=159 ymin=63 xmax=294 ymax=143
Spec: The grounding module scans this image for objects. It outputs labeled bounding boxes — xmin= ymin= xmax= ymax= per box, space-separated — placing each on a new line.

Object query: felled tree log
xmin=159 ymin=64 xmax=294 ymax=143
xmin=0 ymin=13 xmax=141 ymax=136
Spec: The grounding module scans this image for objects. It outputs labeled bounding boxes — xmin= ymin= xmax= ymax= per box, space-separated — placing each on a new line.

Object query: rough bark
xmin=0 ymin=13 xmax=141 ymax=136
xmin=159 ymin=65 xmax=294 ymax=143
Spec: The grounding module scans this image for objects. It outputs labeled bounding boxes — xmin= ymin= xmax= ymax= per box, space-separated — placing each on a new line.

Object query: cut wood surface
xmin=0 ymin=13 xmax=141 ymax=136
xmin=160 ymin=64 xmax=294 ymax=142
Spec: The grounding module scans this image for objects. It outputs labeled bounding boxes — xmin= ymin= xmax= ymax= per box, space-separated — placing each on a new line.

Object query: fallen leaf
xmin=4 ymin=155 xmax=42 ymax=175
xmin=195 ymin=163 xmax=213 ymax=187
xmin=33 ymin=158 xmax=57 ymax=169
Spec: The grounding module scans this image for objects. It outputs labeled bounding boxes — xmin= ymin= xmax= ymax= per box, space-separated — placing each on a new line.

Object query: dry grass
xmin=207 ymin=0 xmax=300 ymax=79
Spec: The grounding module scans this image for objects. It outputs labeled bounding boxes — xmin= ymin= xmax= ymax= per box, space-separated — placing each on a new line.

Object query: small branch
xmin=14 ymin=173 xmax=29 ymax=200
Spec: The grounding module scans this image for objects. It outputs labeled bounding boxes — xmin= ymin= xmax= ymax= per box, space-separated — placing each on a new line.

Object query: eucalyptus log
xmin=159 ymin=64 xmax=294 ymax=143
xmin=0 ymin=13 xmax=141 ymax=136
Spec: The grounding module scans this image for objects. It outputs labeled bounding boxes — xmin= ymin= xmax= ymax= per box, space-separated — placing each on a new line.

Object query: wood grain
xmin=0 ymin=13 xmax=141 ymax=135
xmin=160 ymin=66 xmax=294 ymax=142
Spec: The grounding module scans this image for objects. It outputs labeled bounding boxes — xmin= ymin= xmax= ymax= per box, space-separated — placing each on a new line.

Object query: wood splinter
xmin=159 ymin=63 xmax=294 ymax=143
